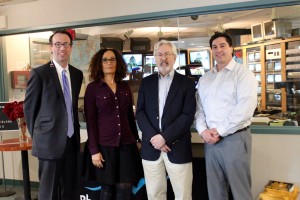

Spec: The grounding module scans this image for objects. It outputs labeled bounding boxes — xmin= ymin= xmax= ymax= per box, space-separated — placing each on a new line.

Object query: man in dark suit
xmin=24 ymin=30 xmax=83 ymax=200
xmin=136 ymin=40 xmax=196 ymax=200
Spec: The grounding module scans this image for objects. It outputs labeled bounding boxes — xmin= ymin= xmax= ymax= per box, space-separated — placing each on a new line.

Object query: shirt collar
xmin=158 ymin=69 xmax=175 ymax=78
xmin=213 ymin=58 xmax=236 ymax=73
xmin=52 ymin=59 xmax=70 ymax=75
xmin=98 ymin=79 xmax=105 ymax=87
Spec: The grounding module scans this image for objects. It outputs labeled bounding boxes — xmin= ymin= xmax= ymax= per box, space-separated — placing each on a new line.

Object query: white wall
xmin=0 ymin=0 xmax=251 ymax=30
xmin=5 ymin=34 xmax=30 ymax=101
xmin=251 ymin=134 xmax=300 ymax=199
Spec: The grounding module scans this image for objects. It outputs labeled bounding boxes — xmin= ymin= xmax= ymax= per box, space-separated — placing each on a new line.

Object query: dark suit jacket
xmin=136 ymin=71 xmax=196 ymax=164
xmin=24 ymin=61 xmax=83 ymax=159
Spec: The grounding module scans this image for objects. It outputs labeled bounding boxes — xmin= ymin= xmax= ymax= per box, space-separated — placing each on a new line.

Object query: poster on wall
xmin=29 ymin=38 xmax=51 ymax=69
xmin=0 ymin=102 xmax=18 ymax=131
xmin=71 ymin=38 xmax=101 ymax=72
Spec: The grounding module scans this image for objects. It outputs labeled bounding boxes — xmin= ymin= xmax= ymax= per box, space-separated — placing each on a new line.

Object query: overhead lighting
xmin=157 ymin=27 xmax=163 ymax=37
xmin=124 ymin=29 xmax=134 ymax=39
xmin=206 ymin=28 xmax=215 ymax=37
xmin=218 ymin=23 xmax=225 ymax=32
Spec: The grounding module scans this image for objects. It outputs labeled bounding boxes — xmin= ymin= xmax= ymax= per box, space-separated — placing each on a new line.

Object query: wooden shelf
xmin=241 ymin=36 xmax=300 ymax=113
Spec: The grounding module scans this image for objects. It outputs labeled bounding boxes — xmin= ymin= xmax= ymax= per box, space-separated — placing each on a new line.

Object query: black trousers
xmin=38 ymin=137 xmax=78 ymax=200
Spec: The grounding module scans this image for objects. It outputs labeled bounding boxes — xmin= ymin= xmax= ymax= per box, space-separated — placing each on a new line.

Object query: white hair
xmin=153 ymin=40 xmax=178 ymax=58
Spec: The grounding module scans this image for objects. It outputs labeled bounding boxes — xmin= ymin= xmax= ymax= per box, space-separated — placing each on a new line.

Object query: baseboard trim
xmin=0 ymin=179 xmax=39 ymax=188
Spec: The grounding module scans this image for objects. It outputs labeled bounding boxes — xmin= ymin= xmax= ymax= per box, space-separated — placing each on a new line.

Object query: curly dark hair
xmin=89 ymin=49 xmax=127 ymax=82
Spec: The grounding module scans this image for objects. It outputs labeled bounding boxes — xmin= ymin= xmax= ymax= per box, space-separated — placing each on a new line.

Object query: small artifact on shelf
xmin=265 ymin=180 xmax=294 ymax=192
xmin=259 ymin=180 xmax=299 ymax=200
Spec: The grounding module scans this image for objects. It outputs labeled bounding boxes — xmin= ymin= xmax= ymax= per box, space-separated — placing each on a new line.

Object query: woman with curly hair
xmin=82 ymin=48 xmax=143 ymax=200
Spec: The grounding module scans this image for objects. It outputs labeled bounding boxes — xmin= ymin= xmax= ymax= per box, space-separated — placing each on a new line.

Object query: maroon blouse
xmin=84 ymin=80 xmax=139 ymax=155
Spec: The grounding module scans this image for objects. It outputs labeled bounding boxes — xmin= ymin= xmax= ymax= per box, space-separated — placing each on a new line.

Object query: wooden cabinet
xmin=240 ymin=37 xmax=300 ymax=121
xmin=11 ymin=71 xmax=30 ymax=89
xmin=265 ymin=44 xmax=283 ymax=111
xmin=243 ymin=45 xmax=266 ymax=110
xmin=285 ymin=40 xmax=300 ymax=121
xmin=246 ymin=47 xmax=262 ymax=94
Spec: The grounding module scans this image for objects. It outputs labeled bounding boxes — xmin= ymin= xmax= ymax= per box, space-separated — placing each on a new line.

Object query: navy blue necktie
xmin=62 ymin=70 xmax=74 ymax=138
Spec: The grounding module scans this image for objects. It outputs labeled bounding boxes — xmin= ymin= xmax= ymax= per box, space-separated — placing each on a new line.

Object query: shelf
xmin=284 ymin=80 xmax=300 ymax=83
xmin=266 ymin=70 xmax=281 ymax=73
xmin=286 ymin=57 xmax=300 ymax=63
xmin=287 ymin=94 xmax=300 ymax=97
xmin=241 ymin=37 xmax=300 ymax=119
xmin=287 ymin=72 xmax=300 ymax=78
xmin=286 ymin=49 xmax=300 ymax=55
xmin=266 ymin=103 xmax=282 ymax=106
xmin=286 ymin=64 xmax=300 ymax=70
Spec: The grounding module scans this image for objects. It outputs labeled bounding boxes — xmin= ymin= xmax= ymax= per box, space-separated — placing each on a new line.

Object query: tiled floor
xmin=0 ymin=185 xmax=38 ymax=200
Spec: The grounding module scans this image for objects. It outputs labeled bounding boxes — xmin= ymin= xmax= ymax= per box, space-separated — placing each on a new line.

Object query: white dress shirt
xmin=53 ymin=59 xmax=73 ymax=101
xmin=158 ymin=69 xmax=174 ymax=130
xmin=194 ymin=58 xmax=258 ymax=137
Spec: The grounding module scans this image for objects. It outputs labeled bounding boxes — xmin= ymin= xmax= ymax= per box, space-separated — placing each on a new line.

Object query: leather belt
xmin=219 ymin=126 xmax=249 ymax=140
xmin=233 ymin=126 xmax=249 ymax=134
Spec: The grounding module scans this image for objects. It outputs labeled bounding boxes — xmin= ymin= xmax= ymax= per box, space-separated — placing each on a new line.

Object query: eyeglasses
xmin=52 ymin=42 xmax=72 ymax=48
xmin=102 ymin=58 xmax=116 ymax=64
xmin=155 ymin=52 xmax=174 ymax=58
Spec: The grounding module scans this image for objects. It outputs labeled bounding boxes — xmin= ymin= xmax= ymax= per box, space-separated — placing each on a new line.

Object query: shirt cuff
xmin=195 ymin=125 xmax=207 ymax=138
xmin=217 ymin=127 xmax=227 ymax=137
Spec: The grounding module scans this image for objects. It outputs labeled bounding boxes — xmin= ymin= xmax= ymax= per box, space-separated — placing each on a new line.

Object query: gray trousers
xmin=205 ymin=129 xmax=252 ymax=200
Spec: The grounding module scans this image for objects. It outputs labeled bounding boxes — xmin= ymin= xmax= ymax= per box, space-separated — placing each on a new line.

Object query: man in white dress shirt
xmin=194 ymin=32 xmax=258 ymax=200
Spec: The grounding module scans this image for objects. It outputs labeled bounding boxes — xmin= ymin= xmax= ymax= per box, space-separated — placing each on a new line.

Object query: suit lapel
xmin=152 ymin=74 xmax=159 ymax=116
xmin=162 ymin=72 xmax=181 ymax=116
xmin=49 ymin=62 xmax=65 ymax=103
xmin=69 ymin=65 xmax=76 ymax=106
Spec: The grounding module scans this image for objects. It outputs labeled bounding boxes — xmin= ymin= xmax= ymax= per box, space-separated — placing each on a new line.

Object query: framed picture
xmin=29 ymin=37 xmax=51 ymax=68
xmin=11 ymin=71 xmax=30 ymax=89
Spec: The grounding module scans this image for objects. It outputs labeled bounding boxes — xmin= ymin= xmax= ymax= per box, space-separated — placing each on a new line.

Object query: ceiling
xmin=0 ymin=0 xmax=36 ymax=6
xmin=74 ymin=5 xmax=300 ymax=49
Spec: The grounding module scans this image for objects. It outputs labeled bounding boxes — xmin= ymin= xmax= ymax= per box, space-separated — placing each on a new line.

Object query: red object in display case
xmin=11 ymin=71 xmax=30 ymax=89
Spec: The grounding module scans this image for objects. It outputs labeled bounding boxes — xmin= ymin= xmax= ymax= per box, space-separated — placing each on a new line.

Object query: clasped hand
xmin=201 ymin=128 xmax=220 ymax=144
xmin=150 ymin=134 xmax=171 ymax=152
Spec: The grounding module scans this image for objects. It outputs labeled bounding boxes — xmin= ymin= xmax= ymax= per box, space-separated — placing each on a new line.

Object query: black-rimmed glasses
xmin=52 ymin=42 xmax=72 ymax=48
xmin=102 ymin=58 xmax=116 ymax=64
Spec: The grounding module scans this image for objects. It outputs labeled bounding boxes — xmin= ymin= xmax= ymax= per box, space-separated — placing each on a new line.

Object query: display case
xmin=265 ymin=44 xmax=283 ymax=110
xmin=246 ymin=47 xmax=263 ymax=100
xmin=241 ymin=37 xmax=300 ymax=124
xmin=285 ymin=40 xmax=300 ymax=122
